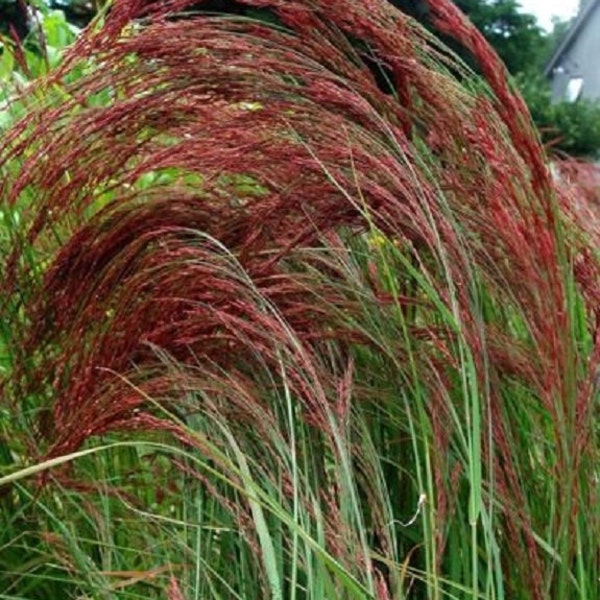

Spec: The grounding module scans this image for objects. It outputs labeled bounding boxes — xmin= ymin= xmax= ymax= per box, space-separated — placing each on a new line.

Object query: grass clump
xmin=0 ymin=1 xmax=599 ymax=598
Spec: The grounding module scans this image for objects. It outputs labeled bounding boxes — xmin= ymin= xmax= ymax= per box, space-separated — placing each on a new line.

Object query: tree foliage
xmin=519 ymin=74 xmax=600 ymax=157
xmin=0 ymin=0 xmax=102 ymax=36
xmin=391 ymin=0 xmax=600 ymax=158
xmin=388 ymin=0 xmax=549 ymax=75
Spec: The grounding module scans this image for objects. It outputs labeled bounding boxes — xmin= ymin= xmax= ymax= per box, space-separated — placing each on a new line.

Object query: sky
xmin=517 ymin=0 xmax=580 ymax=31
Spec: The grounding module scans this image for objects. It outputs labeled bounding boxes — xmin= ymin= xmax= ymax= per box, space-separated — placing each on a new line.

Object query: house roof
xmin=544 ymin=0 xmax=600 ymax=77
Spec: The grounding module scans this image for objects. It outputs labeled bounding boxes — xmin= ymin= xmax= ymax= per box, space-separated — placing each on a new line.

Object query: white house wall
xmin=549 ymin=3 xmax=600 ymax=102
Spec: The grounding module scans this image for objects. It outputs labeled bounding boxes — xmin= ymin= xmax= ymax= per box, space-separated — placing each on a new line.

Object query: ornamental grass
xmin=0 ymin=1 xmax=599 ymax=598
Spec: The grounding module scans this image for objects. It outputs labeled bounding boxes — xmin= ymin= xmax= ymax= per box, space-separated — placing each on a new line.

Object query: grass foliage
xmin=1 ymin=1 xmax=599 ymax=598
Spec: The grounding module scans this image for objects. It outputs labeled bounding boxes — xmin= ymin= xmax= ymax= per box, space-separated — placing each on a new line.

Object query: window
xmin=565 ymin=77 xmax=584 ymax=102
